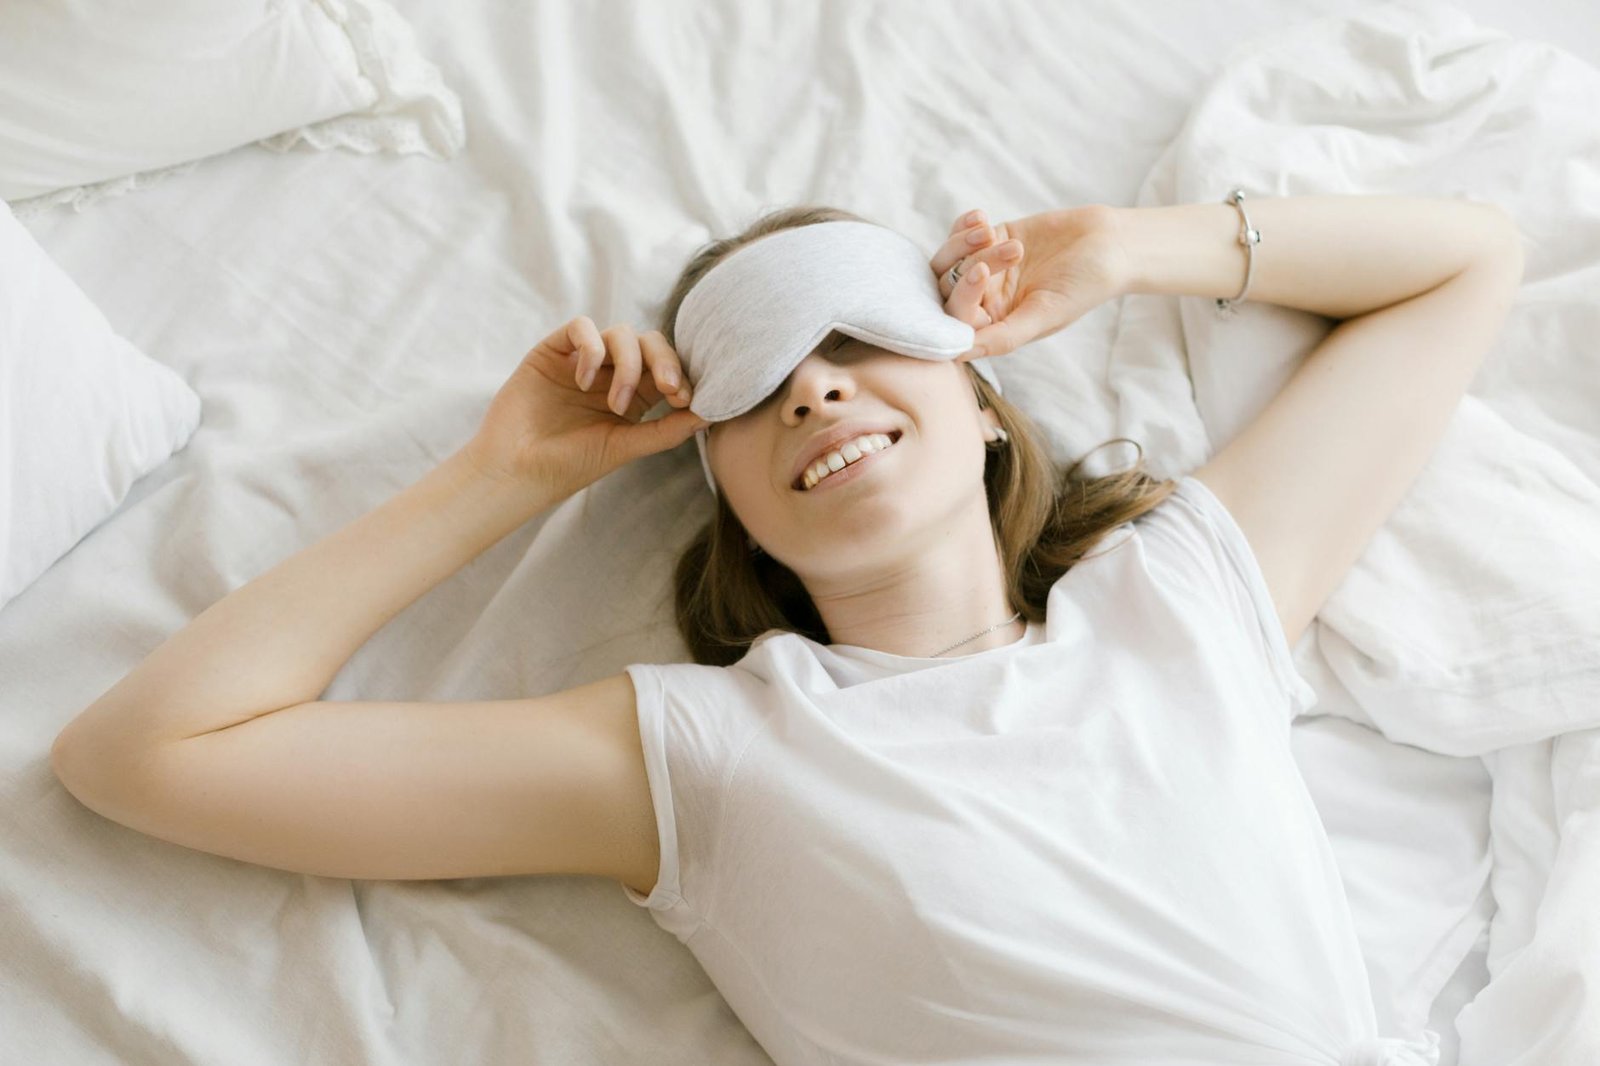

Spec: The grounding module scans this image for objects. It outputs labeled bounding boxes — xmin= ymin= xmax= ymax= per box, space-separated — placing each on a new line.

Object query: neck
xmin=806 ymin=506 xmax=1021 ymax=658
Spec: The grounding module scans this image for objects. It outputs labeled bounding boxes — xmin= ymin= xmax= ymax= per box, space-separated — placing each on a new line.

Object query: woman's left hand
xmin=929 ymin=208 xmax=1024 ymax=331
xmin=930 ymin=204 xmax=1130 ymax=360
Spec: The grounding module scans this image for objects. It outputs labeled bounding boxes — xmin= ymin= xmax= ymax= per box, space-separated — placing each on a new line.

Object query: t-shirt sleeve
xmin=620 ymin=659 xmax=765 ymax=940
xmin=1134 ymin=475 xmax=1318 ymax=720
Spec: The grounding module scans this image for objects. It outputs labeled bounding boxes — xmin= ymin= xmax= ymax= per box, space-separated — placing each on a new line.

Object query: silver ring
xmin=946 ymin=260 xmax=965 ymax=287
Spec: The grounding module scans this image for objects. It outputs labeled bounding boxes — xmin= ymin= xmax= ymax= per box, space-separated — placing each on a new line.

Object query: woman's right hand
xmin=461 ymin=316 xmax=710 ymax=499
xmin=932 ymin=204 xmax=1132 ymax=360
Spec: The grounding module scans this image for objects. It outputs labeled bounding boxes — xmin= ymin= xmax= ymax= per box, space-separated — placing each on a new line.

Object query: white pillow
xmin=0 ymin=0 xmax=464 ymax=214
xmin=0 ymin=199 xmax=202 ymax=612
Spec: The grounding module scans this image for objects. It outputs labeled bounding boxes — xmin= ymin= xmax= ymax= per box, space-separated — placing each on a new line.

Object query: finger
xmin=980 ymin=288 xmax=1001 ymax=324
xmin=638 ymin=329 xmax=694 ymax=409
xmin=943 ymin=259 xmax=989 ymax=326
xmin=931 ymin=223 xmax=995 ymax=285
xmin=982 ymin=252 xmax=1021 ymax=323
xmin=536 ymin=314 xmax=602 ymax=368
xmin=601 ymin=326 xmax=644 ymax=416
xmin=629 ymin=330 xmax=664 ymax=407
xmin=967 ymin=290 xmax=1069 ymax=359
xmin=606 ymin=406 xmax=713 ymax=469
xmin=567 ymin=316 xmax=607 ymax=389
xmin=946 ymin=207 xmax=985 ymax=238
xmin=964 ymin=238 xmax=1023 ymax=276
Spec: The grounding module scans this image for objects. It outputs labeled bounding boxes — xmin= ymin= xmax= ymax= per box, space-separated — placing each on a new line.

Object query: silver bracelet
xmin=1214 ymin=187 xmax=1262 ymax=317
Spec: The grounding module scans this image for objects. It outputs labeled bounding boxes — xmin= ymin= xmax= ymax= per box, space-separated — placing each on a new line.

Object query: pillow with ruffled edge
xmin=0 ymin=0 xmax=464 ymax=218
xmin=0 ymin=199 xmax=203 ymax=612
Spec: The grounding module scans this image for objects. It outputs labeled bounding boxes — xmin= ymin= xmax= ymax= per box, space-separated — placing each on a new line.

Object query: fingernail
xmin=966 ymin=226 xmax=989 ymax=246
xmin=579 ymin=367 xmax=595 ymax=390
xmin=615 ymin=385 xmax=633 ymax=412
xmin=661 ymin=367 xmax=679 ymax=389
xmin=968 ymin=346 xmax=987 ymax=359
xmin=964 ymin=209 xmax=983 ymax=225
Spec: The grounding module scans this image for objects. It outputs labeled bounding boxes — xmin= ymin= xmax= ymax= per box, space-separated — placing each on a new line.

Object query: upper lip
xmin=790 ymin=422 xmax=902 ymax=490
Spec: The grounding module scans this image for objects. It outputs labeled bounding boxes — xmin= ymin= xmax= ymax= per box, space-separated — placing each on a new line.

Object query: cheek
xmin=710 ymin=427 xmax=773 ymax=498
xmin=910 ymin=424 xmax=988 ymax=488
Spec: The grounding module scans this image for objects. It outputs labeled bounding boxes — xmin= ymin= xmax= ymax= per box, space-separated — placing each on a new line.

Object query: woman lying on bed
xmin=52 ymin=193 xmax=1522 ymax=1065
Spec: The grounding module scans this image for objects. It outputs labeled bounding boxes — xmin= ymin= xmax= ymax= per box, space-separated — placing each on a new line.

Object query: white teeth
xmin=801 ymin=433 xmax=895 ymax=491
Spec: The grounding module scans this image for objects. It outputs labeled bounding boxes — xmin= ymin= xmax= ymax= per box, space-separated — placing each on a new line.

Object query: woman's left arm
xmin=1114 ymin=193 xmax=1518 ymax=320
xmin=1172 ymin=199 xmax=1525 ymax=647
xmin=936 ymin=195 xmax=1523 ymax=651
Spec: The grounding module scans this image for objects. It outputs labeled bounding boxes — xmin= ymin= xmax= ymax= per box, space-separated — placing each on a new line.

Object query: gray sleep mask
xmin=674 ymin=219 xmax=1002 ymax=495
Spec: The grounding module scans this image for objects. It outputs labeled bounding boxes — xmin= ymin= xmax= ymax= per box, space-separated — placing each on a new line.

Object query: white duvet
xmin=1113 ymin=5 xmax=1600 ymax=1060
xmin=2 ymin=1 xmax=1596 ymax=1063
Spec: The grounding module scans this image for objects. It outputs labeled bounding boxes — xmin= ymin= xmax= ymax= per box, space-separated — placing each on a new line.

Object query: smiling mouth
xmin=793 ymin=430 xmax=903 ymax=492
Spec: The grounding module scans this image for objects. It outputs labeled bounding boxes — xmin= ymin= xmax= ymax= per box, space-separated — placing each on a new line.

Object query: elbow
xmin=1450 ymin=205 xmax=1525 ymax=315
xmin=1473 ymin=204 xmax=1526 ymax=279
xmin=49 ymin=719 xmax=148 ymax=816
xmin=50 ymin=724 xmax=81 ymax=792
xmin=51 ymin=724 xmax=107 ymax=812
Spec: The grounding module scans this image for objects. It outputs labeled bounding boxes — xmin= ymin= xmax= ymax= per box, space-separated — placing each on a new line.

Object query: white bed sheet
xmin=4 ymin=1 xmax=1596 ymax=1063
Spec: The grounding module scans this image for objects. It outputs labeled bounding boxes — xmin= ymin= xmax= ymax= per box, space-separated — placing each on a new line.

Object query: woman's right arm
xmin=53 ymin=318 xmax=703 ymax=754
xmin=57 ymin=669 xmax=663 ymax=887
xmin=51 ymin=317 xmax=699 ymax=886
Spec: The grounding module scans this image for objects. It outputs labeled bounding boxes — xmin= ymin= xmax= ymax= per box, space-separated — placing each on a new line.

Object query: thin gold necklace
xmin=930 ymin=611 xmax=1023 ymax=657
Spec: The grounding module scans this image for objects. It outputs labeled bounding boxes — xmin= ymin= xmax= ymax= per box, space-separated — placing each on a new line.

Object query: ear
xmin=980 ymin=406 xmax=1004 ymax=440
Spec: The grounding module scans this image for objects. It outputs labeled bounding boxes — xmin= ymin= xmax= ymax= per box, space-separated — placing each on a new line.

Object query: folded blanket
xmin=1107 ymin=1 xmax=1600 ymax=1060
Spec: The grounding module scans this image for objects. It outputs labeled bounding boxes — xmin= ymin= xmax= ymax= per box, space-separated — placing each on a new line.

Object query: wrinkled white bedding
xmin=1114 ymin=5 xmax=1600 ymax=1059
xmin=3 ymin=1 xmax=1596 ymax=1063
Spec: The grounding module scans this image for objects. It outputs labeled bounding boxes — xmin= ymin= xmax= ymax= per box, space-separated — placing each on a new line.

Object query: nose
xmin=781 ymin=352 xmax=856 ymax=425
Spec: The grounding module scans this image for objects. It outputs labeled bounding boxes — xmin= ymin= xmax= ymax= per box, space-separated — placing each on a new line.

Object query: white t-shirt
xmin=623 ymin=476 xmax=1441 ymax=1066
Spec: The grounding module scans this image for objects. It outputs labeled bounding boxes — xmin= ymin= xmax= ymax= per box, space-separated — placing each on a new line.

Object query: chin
xmin=801 ymin=495 xmax=918 ymax=550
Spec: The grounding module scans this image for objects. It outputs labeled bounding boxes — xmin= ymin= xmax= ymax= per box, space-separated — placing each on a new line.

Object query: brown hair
xmin=658 ymin=204 xmax=1178 ymax=666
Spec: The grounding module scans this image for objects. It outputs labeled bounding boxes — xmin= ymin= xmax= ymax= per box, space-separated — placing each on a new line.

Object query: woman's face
xmin=705 ymin=334 xmax=999 ymax=577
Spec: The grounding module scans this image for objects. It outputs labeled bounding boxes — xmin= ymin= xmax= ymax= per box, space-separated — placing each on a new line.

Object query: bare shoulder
xmin=552 ymin=671 xmax=660 ymax=897
xmin=589 ymin=672 xmax=660 ymax=896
